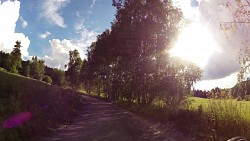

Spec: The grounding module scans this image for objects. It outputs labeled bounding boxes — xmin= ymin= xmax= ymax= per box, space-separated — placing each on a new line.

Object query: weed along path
xmin=41 ymin=95 xmax=193 ymax=141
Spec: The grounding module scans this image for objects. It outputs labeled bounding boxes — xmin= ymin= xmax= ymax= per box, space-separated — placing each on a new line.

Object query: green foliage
xmin=45 ymin=66 xmax=66 ymax=86
xmin=0 ymin=70 xmax=84 ymax=140
xmin=173 ymin=97 xmax=250 ymax=140
xmin=231 ymin=80 xmax=250 ymax=98
xmin=30 ymin=56 xmax=45 ymax=81
xmin=0 ymin=41 xmax=66 ymax=84
xmin=115 ymin=96 xmax=250 ymax=140
xmin=65 ymin=49 xmax=83 ymax=88
xmin=19 ymin=60 xmax=31 ymax=77
xmin=83 ymin=0 xmax=202 ymax=106
xmin=0 ymin=51 xmax=11 ymax=70
xmin=8 ymin=41 xmax=22 ymax=73
xmin=0 ymin=67 xmax=6 ymax=72
xmin=42 ymin=75 xmax=52 ymax=84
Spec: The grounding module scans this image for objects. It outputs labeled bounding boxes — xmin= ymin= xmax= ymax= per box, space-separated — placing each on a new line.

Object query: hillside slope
xmin=0 ymin=69 xmax=84 ymax=141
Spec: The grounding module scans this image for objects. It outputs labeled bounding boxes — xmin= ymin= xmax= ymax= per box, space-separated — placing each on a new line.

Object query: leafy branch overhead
xmin=220 ymin=0 xmax=250 ymax=82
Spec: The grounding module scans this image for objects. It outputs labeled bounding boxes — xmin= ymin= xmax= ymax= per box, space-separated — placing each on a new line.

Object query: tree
xmin=220 ymin=0 xmax=250 ymax=31
xmin=82 ymin=0 xmax=202 ymax=107
xmin=20 ymin=60 xmax=31 ymax=77
xmin=45 ymin=66 xmax=66 ymax=86
xmin=9 ymin=41 xmax=22 ymax=73
xmin=30 ymin=56 xmax=45 ymax=81
xmin=0 ymin=51 xmax=11 ymax=70
xmin=65 ymin=49 xmax=83 ymax=88
xmin=220 ymin=1 xmax=250 ymax=82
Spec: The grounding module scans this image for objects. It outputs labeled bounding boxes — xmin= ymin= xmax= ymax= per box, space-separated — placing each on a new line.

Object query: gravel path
xmin=40 ymin=95 xmax=195 ymax=141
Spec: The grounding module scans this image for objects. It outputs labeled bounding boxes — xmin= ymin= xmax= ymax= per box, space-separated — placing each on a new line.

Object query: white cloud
xmin=88 ymin=0 xmax=97 ymax=15
xmin=39 ymin=31 xmax=51 ymax=39
xmin=90 ymin=0 xmax=97 ymax=8
xmin=14 ymin=33 xmax=30 ymax=57
xmin=74 ymin=20 xmax=98 ymax=46
xmin=194 ymin=72 xmax=238 ymax=90
xmin=0 ymin=0 xmax=30 ymax=58
xmin=44 ymin=20 xmax=98 ymax=69
xmin=20 ymin=16 xmax=28 ymax=28
xmin=44 ymin=39 xmax=85 ymax=69
xmin=40 ymin=0 xmax=70 ymax=28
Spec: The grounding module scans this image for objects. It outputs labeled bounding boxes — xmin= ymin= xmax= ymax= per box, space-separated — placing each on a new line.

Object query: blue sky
xmin=19 ymin=0 xmax=115 ymax=58
xmin=0 ymin=0 xmax=116 ymax=68
xmin=0 ymin=0 xmax=247 ymax=90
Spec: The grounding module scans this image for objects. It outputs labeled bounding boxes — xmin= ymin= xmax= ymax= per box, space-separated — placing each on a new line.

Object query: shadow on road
xmin=40 ymin=95 xmax=193 ymax=141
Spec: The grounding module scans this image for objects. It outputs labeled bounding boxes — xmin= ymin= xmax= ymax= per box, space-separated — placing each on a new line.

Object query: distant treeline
xmin=194 ymin=81 xmax=250 ymax=100
xmin=193 ymin=87 xmax=231 ymax=99
xmin=0 ymin=41 xmax=66 ymax=86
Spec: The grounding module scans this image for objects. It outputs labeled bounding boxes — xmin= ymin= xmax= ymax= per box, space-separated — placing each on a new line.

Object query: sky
xmin=0 ymin=0 xmax=115 ymax=69
xmin=0 ymin=0 xmax=248 ymax=90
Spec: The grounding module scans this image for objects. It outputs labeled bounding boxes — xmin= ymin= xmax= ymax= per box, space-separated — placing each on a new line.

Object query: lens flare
xmin=3 ymin=112 xmax=32 ymax=128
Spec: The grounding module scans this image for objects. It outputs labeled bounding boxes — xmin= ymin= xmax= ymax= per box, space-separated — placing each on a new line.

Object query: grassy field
xmin=0 ymin=70 xmax=84 ymax=141
xmin=189 ymin=97 xmax=250 ymax=109
xmin=176 ymin=97 xmax=250 ymax=140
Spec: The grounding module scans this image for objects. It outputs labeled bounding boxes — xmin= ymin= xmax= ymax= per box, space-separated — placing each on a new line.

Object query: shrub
xmin=42 ymin=75 xmax=52 ymax=84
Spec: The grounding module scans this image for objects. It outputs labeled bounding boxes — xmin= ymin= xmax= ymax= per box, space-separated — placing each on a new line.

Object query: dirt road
xmin=40 ymin=95 xmax=194 ymax=141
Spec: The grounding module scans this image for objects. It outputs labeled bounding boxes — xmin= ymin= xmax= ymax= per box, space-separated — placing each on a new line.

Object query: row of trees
xmin=0 ymin=41 xmax=66 ymax=85
xmin=194 ymin=83 xmax=250 ymax=100
xmin=72 ymin=0 xmax=203 ymax=106
xmin=1 ymin=1 xmax=203 ymax=107
xmin=0 ymin=41 xmax=23 ymax=74
xmin=0 ymin=41 xmax=47 ymax=81
xmin=193 ymin=87 xmax=231 ymax=99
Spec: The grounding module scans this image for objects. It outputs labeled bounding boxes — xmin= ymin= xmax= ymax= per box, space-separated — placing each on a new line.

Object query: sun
xmin=170 ymin=22 xmax=219 ymax=68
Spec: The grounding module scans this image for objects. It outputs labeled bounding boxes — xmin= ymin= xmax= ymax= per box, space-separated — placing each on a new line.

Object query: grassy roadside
xmin=80 ymin=90 xmax=250 ymax=140
xmin=0 ymin=70 xmax=84 ymax=141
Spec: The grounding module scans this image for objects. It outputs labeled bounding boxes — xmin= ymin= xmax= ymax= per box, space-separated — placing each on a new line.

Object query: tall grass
xmin=170 ymin=99 xmax=250 ymax=140
xmin=205 ymin=100 xmax=250 ymax=140
xmin=112 ymin=95 xmax=250 ymax=140
xmin=0 ymin=70 xmax=84 ymax=141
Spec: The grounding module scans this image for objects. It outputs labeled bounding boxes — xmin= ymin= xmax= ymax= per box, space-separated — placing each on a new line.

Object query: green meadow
xmin=109 ymin=95 xmax=250 ymax=140
xmin=175 ymin=97 xmax=250 ymax=140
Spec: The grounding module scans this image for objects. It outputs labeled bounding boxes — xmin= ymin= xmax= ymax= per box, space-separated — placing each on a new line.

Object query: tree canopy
xmin=82 ymin=0 xmax=202 ymax=106
xmin=65 ymin=49 xmax=83 ymax=88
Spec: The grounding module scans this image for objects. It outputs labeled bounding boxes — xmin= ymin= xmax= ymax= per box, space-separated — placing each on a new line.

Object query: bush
xmin=42 ymin=75 xmax=52 ymax=84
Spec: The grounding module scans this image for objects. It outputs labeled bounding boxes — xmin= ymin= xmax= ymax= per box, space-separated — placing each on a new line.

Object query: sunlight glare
xmin=170 ymin=22 xmax=220 ymax=68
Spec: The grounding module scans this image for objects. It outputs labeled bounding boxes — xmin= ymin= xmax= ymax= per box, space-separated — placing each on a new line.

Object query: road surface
xmin=40 ymin=95 xmax=194 ymax=141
